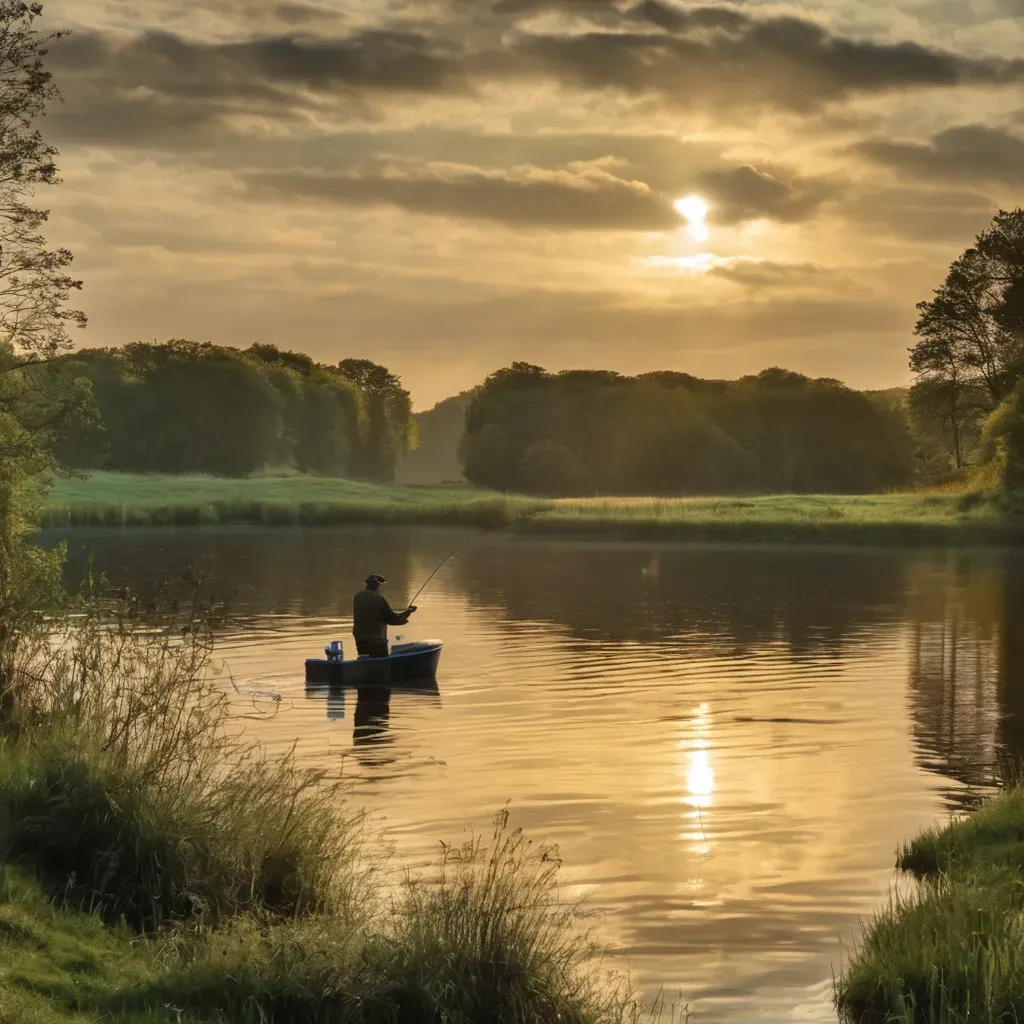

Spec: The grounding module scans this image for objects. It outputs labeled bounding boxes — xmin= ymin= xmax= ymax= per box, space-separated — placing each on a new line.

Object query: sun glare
xmin=674 ymin=195 xmax=710 ymax=241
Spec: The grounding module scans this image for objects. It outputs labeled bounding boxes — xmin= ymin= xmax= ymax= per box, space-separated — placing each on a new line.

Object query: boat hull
xmin=305 ymin=640 xmax=443 ymax=686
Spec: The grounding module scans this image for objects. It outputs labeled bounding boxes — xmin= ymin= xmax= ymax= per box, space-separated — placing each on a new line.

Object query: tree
xmin=337 ymin=358 xmax=414 ymax=483
xmin=520 ymin=440 xmax=592 ymax=497
xmin=0 ymin=2 xmax=87 ymax=703
xmin=909 ymin=209 xmax=1024 ymax=471
xmin=978 ymin=381 xmax=1024 ymax=492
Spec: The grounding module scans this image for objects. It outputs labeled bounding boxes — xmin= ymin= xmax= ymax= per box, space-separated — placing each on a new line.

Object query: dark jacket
xmin=352 ymin=588 xmax=409 ymax=641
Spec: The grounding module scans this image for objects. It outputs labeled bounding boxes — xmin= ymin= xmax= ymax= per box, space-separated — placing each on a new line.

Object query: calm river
xmin=53 ymin=527 xmax=1024 ymax=1023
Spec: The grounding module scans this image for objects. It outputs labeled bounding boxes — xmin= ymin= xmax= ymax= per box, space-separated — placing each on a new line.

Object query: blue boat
xmin=305 ymin=640 xmax=443 ymax=686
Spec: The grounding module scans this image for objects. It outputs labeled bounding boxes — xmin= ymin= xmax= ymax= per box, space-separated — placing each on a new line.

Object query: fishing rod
xmin=405 ymin=508 xmax=543 ymax=609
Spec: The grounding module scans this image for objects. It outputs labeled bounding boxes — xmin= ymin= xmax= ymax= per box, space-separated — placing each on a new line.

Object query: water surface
xmin=56 ymin=527 xmax=1024 ymax=1022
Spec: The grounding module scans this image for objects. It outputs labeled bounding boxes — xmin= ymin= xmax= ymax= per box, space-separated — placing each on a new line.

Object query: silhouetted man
xmin=352 ymin=574 xmax=416 ymax=659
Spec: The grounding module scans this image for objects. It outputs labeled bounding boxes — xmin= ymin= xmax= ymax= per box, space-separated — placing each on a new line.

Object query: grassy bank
xmin=43 ymin=472 xmax=1024 ymax=544
xmin=836 ymin=786 xmax=1024 ymax=1023
xmin=0 ymin=592 xmax=643 ymax=1024
xmin=531 ymin=492 xmax=1021 ymax=545
xmin=42 ymin=472 xmax=545 ymax=528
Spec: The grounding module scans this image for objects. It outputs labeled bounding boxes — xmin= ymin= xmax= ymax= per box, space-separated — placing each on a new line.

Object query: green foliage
xmin=978 ymin=379 xmax=1024 ymax=492
xmin=0 ymin=603 xmax=644 ymax=1024
xmin=521 ymin=440 xmax=592 ymax=496
xmin=462 ymin=363 xmax=916 ymax=496
xmin=837 ymin=868 xmax=1024 ymax=1024
xmin=42 ymin=471 xmax=545 ymax=528
xmin=56 ymin=343 xmax=414 ymax=482
xmin=0 ymin=595 xmax=366 ymax=932
xmin=0 ymin=865 xmax=179 ymax=1024
xmin=910 ymin=208 xmax=1024 ymax=477
xmin=0 ymin=2 xmax=92 ymax=705
xmin=118 ymin=811 xmax=628 ymax=1024
xmin=0 ymin=824 xmax=644 ymax=1024
xmin=836 ymin=783 xmax=1024 ymax=1024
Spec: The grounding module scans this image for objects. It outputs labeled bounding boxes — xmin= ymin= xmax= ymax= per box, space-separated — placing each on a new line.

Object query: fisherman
xmin=352 ymin=574 xmax=417 ymax=659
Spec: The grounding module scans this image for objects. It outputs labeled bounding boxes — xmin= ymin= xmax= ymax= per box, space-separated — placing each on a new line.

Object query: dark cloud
xmin=511 ymin=7 xmax=1024 ymax=111
xmin=273 ymin=3 xmax=342 ymax=25
xmin=241 ymin=164 xmax=682 ymax=230
xmin=840 ymin=185 xmax=996 ymax=245
xmin=696 ymin=165 xmax=838 ymax=224
xmin=50 ymin=26 xmax=470 ymax=105
xmin=856 ymin=125 xmax=1024 ymax=185
xmin=708 ymin=259 xmax=823 ymax=287
xmin=47 ymin=2 xmax=1024 ymax=134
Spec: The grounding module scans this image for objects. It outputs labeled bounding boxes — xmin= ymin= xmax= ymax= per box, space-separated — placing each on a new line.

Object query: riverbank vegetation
xmin=36 ymin=207 xmax=1024 ymax=509
xmin=836 ymin=784 xmax=1024 ymax=1023
xmin=0 ymin=593 xmax=640 ymax=1024
xmin=461 ymin=365 xmax=917 ymax=497
xmin=54 ymin=343 xmax=415 ymax=483
xmin=0 ymin=7 xmax=655 ymax=1022
xmin=41 ymin=472 xmax=1024 ymax=544
xmin=41 ymin=471 xmax=543 ymax=528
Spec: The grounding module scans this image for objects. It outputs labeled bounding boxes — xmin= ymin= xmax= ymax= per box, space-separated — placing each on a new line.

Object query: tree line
xmin=459 ymin=365 xmax=916 ymax=496
xmin=909 ymin=208 xmax=1024 ymax=488
xmin=54 ymin=342 xmax=415 ymax=482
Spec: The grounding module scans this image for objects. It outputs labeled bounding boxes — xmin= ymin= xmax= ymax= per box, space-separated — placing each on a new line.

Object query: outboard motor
xmin=325 ymin=640 xmax=344 ymax=662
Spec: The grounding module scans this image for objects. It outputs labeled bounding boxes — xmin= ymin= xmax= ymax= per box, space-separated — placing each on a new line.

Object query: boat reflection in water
xmin=304 ymin=678 xmax=442 ymax=768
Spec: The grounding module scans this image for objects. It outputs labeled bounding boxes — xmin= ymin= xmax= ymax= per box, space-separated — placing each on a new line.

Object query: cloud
xmin=696 ymin=165 xmax=838 ymax=224
xmin=241 ymin=162 xmax=682 ymax=230
xmin=856 ymin=125 xmax=1024 ymax=185
xmin=709 ymin=259 xmax=823 ymax=287
xmin=840 ymin=185 xmax=997 ymax=244
xmin=50 ymin=26 xmax=470 ymax=104
xmin=639 ymin=252 xmax=824 ymax=286
xmin=511 ymin=6 xmax=1024 ymax=112
xmin=47 ymin=2 xmax=1024 ymax=137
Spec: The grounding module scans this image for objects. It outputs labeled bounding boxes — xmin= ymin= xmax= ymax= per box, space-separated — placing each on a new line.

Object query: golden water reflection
xmin=53 ymin=529 xmax=1024 ymax=1023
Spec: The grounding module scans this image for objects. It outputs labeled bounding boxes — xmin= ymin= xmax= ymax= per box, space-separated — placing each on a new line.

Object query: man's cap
xmin=366 ymin=574 xmax=386 ymax=585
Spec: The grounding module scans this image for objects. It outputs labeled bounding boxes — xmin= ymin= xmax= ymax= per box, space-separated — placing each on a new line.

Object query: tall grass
xmin=110 ymin=811 xmax=640 ymax=1024
xmin=0 ymin=583 xmax=367 ymax=930
xmin=836 ymin=785 xmax=1024 ymax=1023
xmin=42 ymin=472 xmax=545 ymax=529
xmin=0 ymin=579 xmax=652 ymax=1023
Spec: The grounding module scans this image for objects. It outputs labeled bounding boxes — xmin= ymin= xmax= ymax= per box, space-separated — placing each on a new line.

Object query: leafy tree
xmin=520 ymin=440 xmax=592 ymax=497
xmin=0 ymin=2 xmax=87 ymax=704
xmin=460 ymin=364 xmax=914 ymax=496
xmin=910 ymin=209 xmax=1024 ymax=472
xmin=978 ymin=381 xmax=1024 ymax=492
xmin=337 ymin=358 xmax=414 ymax=483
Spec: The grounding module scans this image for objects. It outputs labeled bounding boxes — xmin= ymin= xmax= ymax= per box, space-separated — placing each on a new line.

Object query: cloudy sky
xmin=41 ymin=0 xmax=1024 ymax=407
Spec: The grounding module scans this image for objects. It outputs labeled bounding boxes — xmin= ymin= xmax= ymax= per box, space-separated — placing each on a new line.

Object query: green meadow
xmin=41 ymin=472 xmax=1021 ymax=544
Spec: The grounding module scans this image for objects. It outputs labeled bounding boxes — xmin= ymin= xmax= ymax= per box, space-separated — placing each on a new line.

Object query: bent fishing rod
xmin=405 ymin=508 xmax=544 ymax=610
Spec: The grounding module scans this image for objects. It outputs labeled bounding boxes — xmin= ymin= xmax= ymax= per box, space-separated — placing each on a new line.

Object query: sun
xmin=674 ymin=195 xmax=710 ymax=242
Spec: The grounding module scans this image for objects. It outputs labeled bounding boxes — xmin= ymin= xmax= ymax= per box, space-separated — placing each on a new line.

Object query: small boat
xmin=305 ymin=640 xmax=443 ymax=686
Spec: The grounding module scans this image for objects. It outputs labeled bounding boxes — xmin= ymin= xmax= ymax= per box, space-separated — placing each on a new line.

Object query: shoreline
xmin=41 ymin=507 xmax=1024 ymax=546
xmin=39 ymin=472 xmax=1022 ymax=546
xmin=837 ymin=783 xmax=1024 ymax=1022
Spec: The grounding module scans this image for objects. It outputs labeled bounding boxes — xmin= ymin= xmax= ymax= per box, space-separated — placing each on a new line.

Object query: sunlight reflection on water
xmin=53 ymin=527 xmax=1024 ymax=1023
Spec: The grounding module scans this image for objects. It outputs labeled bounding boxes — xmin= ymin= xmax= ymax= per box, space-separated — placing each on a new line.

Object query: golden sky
xmin=42 ymin=0 xmax=1024 ymax=408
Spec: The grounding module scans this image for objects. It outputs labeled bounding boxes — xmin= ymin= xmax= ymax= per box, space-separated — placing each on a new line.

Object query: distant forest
xmin=56 ymin=342 xmax=414 ymax=482
xmin=460 ymin=366 xmax=915 ymax=495
xmin=49 ymin=339 xmax=922 ymax=496
xmin=46 ymin=206 xmax=1024 ymax=498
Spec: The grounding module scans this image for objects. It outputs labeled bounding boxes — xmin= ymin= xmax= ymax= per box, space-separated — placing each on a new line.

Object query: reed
xmin=836 ymin=784 xmax=1024 ymax=1023
xmin=0 ymin=591 xmax=367 ymax=932
xmin=0 ymin=587 xmax=650 ymax=1023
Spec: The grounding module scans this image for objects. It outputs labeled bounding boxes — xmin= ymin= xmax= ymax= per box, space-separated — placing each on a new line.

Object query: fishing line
xmin=406 ymin=509 xmax=542 ymax=609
